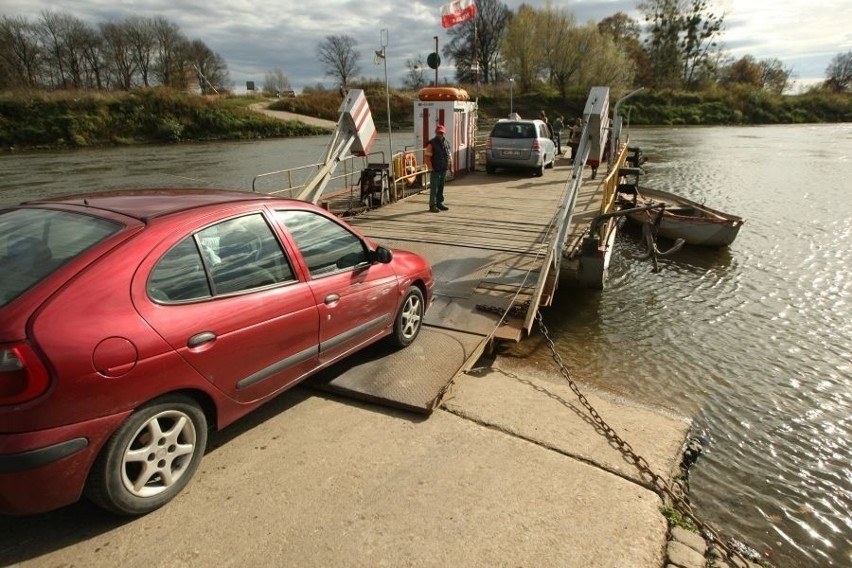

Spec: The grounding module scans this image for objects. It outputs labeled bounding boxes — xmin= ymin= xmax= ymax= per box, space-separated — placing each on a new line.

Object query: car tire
xmin=85 ymin=394 xmax=208 ymax=516
xmin=486 ymin=164 xmax=495 ymax=174
xmin=390 ymin=286 xmax=424 ymax=347
xmin=535 ymin=164 xmax=544 ymax=177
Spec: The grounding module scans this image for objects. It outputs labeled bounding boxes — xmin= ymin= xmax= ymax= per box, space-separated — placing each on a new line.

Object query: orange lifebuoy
xmin=403 ymin=152 xmax=417 ymax=187
xmin=417 ymin=87 xmax=470 ymax=101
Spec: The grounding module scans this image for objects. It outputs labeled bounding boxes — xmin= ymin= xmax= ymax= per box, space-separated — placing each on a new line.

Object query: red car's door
xmin=275 ymin=209 xmax=400 ymax=363
xmin=135 ymin=212 xmax=320 ymax=403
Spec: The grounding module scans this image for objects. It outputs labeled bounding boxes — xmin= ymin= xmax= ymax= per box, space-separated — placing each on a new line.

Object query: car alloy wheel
xmin=86 ymin=394 xmax=208 ymax=515
xmin=391 ymin=286 xmax=424 ymax=347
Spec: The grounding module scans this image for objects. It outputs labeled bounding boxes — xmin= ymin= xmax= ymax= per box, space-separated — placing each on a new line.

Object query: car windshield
xmin=492 ymin=122 xmax=536 ymax=139
xmin=0 ymin=208 xmax=121 ymax=307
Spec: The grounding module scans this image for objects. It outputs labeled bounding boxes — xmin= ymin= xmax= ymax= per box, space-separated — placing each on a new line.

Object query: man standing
xmin=424 ymin=124 xmax=451 ymax=213
xmin=539 ymin=110 xmax=552 ymax=139
xmin=568 ymin=117 xmax=583 ymax=163
xmin=552 ymin=114 xmax=564 ymax=155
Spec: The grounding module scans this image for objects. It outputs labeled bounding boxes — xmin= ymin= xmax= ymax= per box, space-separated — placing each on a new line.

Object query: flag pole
xmin=474 ymin=19 xmax=479 ymax=97
xmin=434 ymin=36 xmax=439 ymax=86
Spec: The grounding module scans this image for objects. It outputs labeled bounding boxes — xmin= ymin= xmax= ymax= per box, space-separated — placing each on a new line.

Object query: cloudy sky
xmin=3 ymin=0 xmax=850 ymax=92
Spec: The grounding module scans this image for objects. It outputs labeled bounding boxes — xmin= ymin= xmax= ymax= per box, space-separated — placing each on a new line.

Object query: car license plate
xmin=502 ymin=150 xmax=521 ymax=157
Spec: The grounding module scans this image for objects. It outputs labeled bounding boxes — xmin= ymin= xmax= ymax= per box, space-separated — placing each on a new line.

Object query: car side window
xmin=148 ymin=213 xmax=296 ymax=301
xmin=203 ymin=214 xmax=295 ymax=295
xmin=148 ymin=238 xmax=212 ymax=302
xmin=275 ymin=210 xmax=367 ymax=278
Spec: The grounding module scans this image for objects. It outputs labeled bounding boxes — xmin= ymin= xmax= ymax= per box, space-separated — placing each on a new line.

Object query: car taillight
xmin=0 ymin=343 xmax=50 ymax=405
xmin=486 ymin=137 xmax=492 ymax=149
xmin=532 ymin=140 xmax=541 ymax=150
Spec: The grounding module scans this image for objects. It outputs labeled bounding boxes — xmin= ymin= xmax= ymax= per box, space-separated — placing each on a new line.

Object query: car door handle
xmin=188 ymin=332 xmax=217 ymax=348
xmin=324 ymin=293 xmax=340 ymax=304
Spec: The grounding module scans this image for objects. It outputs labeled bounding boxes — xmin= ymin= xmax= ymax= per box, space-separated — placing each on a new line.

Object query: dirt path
xmin=249 ymin=102 xmax=336 ymax=129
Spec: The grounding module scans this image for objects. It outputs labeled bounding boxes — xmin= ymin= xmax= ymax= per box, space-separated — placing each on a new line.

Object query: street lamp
xmin=509 ymin=78 xmax=514 ymax=116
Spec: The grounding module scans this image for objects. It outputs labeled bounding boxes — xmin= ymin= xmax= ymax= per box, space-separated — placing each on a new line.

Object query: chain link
xmin=476 ymin=299 xmax=531 ymax=321
xmin=534 ymin=310 xmax=747 ymax=566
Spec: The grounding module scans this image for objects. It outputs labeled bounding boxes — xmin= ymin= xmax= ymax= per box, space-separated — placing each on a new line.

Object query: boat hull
xmin=624 ymin=187 xmax=744 ymax=247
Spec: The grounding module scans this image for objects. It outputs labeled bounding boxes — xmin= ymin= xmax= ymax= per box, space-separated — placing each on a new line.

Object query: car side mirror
xmin=370 ymin=246 xmax=393 ymax=264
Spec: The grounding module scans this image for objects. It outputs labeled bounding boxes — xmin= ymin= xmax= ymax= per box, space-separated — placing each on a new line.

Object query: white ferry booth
xmin=413 ymin=87 xmax=478 ymax=177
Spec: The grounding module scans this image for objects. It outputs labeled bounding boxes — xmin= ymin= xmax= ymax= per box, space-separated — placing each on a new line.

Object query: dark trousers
xmin=429 ymin=170 xmax=446 ymax=207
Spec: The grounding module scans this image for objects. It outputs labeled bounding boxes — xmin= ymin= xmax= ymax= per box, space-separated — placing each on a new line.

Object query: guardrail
xmin=252 ymin=151 xmax=392 ymax=210
xmin=597 ymin=144 xmax=630 ymax=242
xmin=252 ymin=151 xmax=385 ymax=196
xmin=390 ymin=147 xmax=429 ymax=198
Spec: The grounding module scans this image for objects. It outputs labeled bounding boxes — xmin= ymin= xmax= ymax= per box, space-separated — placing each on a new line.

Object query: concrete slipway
xmin=0 ymin=159 xmax=693 ymax=567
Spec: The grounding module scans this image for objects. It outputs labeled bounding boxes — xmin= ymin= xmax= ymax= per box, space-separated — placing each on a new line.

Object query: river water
xmin=1 ymin=124 xmax=849 ymax=567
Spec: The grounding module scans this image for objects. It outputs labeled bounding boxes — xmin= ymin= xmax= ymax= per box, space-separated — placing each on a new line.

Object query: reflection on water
xmin=1 ymin=125 xmax=850 ymax=567
xmin=508 ymin=124 xmax=851 ymax=567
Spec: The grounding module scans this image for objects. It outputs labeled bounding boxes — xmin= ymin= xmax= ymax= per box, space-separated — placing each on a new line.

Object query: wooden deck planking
xmin=311 ymin=159 xmax=607 ymax=411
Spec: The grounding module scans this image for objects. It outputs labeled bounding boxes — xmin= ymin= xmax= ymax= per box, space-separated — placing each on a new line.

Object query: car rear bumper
xmin=485 ymin=150 xmax=544 ymax=169
xmin=0 ymin=411 xmax=130 ymax=515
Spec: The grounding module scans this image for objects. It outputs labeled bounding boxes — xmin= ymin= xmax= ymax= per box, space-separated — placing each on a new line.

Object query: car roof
xmin=20 ymin=188 xmax=292 ymax=222
xmin=496 ymin=119 xmax=543 ymax=124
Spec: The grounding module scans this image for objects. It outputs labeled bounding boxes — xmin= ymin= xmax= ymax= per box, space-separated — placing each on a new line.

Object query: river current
xmin=1 ymin=124 xmax=849 ymax=567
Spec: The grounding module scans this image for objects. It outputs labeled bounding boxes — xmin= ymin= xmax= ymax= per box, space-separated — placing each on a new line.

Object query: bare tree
xmin=317 ymin=35 xmax=360 ymax=90
xmin=263 ymin=68 xmax=292 ymax=96
xmin=125 ymin=16 xmax=156 ymax=87
xmin=824 ymin=51 xmax=852 ymax=92
xmin=759 ymin=58 xmax=792 ymax=94
xmin=443 ymin=0 xmax=511 ymax=84
xmin=77 ymin=24 xmax=105 ymax=89
xmin=100 ymin=21 xmax=136 ymax=90
xmin=0 ymin=16 xmax=43 ymax=89
xmin=187 ymin=39 xmax=229 ymax=94
xmin=403 ymin=56 xmax=426 ymax=90
xmin=0 ymin=12 xmax=230 ymax=93
xmin=152 ymin=16 xmax=190 ymax=89
xmin=38 ymin=10 xmax=76 ymax=88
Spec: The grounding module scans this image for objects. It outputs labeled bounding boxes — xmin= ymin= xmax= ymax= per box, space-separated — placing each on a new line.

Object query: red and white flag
xmin=441 ymin=0 xmax=477 ymax=28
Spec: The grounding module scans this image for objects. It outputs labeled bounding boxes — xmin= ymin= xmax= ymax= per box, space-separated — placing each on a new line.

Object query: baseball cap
xmin=436 ymin=124 xmax=446 ymax=133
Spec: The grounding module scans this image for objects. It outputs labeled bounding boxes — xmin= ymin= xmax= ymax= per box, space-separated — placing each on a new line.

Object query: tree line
xmin=313 ymin=0 xmax=851 ymax=100
xmin=4 ymin=2 xmax=850 ymax=101
xmin=0 ymin=11 xmax=230 ymax=93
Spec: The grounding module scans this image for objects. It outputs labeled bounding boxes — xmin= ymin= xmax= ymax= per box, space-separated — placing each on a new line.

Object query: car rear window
xmin=491 ymin=122 xmax=536 ymax=139
xmin=0 ymin=208 xmax=121 ymax=307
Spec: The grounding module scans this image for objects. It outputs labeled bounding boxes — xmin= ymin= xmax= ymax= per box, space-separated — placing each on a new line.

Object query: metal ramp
xmin=305 ymin=88 xmax=618 ymax=412
xmin=305 ymin=171 xmax=572 ymax=413
xmin=305 ymin=326 xmax=486 ymax=413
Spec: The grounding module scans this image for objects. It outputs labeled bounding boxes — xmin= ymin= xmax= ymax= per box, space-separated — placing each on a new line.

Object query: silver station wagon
xmin=485 ymin=119 xmax=556 ymax=177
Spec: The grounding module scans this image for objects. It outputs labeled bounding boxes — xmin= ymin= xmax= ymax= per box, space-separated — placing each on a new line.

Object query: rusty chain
xmin=475 ymin=299 xmax=531 ymax=322
xmin=534 ymin=310 xmax=747 ymax=566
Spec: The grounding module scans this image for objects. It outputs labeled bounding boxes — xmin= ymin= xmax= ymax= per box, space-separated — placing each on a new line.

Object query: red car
xmin=0 ymin=189 xmax=433 ymax=516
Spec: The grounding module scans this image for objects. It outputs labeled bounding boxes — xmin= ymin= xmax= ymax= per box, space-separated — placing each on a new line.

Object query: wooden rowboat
xmin=622 ymin=186 xmax=744 ymax=247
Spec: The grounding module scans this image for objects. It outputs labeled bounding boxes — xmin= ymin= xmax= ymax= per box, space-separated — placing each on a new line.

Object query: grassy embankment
xmin=1 ymin=85 xmax=850 ymax=151
xmin=280 ymin=83 xmax=852 ymax=127
xmin=0 ymin=89 xmax=328 ymax=150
